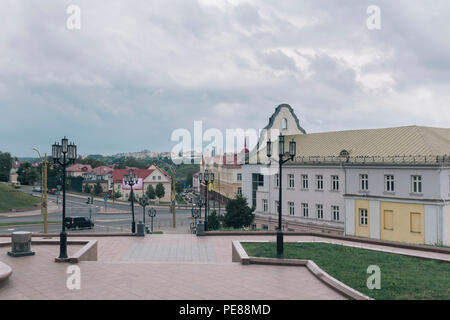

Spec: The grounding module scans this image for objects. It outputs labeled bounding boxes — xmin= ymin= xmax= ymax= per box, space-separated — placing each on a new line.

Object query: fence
xmin=291 ymin=155 xmax=450 ymax=166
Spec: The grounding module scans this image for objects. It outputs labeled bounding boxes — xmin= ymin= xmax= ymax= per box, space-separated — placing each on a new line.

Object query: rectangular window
xmin=360 ymin=174 xmax=369 ymax=191
xmin=262 ymin=225 xmax=269 ymax=231
xmin=384 ymin=210 xmax=394 ymax=230
xmin=411 ymin=175 xmax=422 ymax=193
xmin=252 ymin=173 xmax=264 ymax=208
xmin=331 ymin=176 xmax=340 ymax=191
xmin=237 ymin=173 xmax=242 ymax=181
xmin=275 ymin=201 xmax=279 ymax=214
xmin=316 ymin=175 xmax=323 ymax=190
xmin=359 ymin=209 xmax=368 ymax=226
xmin=302 ymin=175 xmax=309 ymax=189
xmin=385 ymin=175 xmax=395 ymax=192
xmin=275 ymin=174 xmax=279 ymax=187
xmin=316 ymin=204 xmax=323 ymax=219
xmin=288 ymin=174 xmax=295 ymax=188
xmin=289 ymin=202 xmax=295 ymax=216
xmin=410 ymin=212 xmax=421 ymax=233
xmin=262 ymin=199 xmax=268 ymax=212
xmin=332 ymin=206 xmax=340 ymax=221
xmin=302 ymin=203 xmax=309 ymax=217
xmin=237 ymin=187 xmax=242 ymax=195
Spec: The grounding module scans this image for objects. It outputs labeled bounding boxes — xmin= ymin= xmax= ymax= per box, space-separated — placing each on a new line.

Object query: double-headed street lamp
xmin=52 ymin=136 xmax=77 ymax=260
xmin=124 ymin=169 xmax=138 ymax=233
xmin=266 ymin=134 xmax=296 ymax=259
xmin=198 ymin=169 xmax=214 ymax=231
xmin=138 ymin=196 xmax=150 ymax=225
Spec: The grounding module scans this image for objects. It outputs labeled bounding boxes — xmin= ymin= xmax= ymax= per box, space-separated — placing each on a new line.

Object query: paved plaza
xmin=1 ymin=233 xmax=449 ymax=300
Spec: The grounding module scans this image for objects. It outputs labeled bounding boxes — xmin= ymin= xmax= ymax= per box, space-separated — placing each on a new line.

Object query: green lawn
xmin=242 ymin=242 xmax=450 ymax=300
xmin=0 ymin=183 xmax=41 ymax=211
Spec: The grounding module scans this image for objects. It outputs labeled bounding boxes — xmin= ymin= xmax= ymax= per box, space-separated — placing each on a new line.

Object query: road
xmin=0 ymin=190 xmax=199 ymax=234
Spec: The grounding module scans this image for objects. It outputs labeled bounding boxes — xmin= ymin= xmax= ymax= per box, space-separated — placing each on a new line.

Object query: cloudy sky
xmin=1 ymin=0 xmax=449 ymax=157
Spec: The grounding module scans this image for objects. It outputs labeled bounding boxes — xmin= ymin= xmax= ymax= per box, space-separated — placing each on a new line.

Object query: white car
xmin=32 ymin=186 xmax=41 ymax=192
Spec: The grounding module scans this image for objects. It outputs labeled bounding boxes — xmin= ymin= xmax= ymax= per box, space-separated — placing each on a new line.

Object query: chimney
xmin=234 ymin=153 xmax=237 ymax=165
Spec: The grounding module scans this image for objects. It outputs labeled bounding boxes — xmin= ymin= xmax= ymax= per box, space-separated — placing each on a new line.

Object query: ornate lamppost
xmin=52 ymin=136 xmax=77 ymax=259
xmin=266 ymin=134 xmax=296 ymax=259
xmin=198 ymin=170 xmax=214 ymax=231
xmin=138 ymin=196 xmax=150 ymax=225
xmin=124 ymin=169 xmax=138 ymax=233
xmin=148 ymin=208 xmax=157 ymax=233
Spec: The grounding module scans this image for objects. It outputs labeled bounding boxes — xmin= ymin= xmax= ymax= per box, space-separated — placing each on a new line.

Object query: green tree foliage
xmin=93 ymin=182 xmax=103 ymax=196
xmin=146 ymin=184 xmax=156 ymax=200
xmin=83 ymin=184 xmax=92 ymax=194
xmin=175 ymin=180 xmax=184 ymax=194
xmin=207 ymin=210 xmax=221 ymax=230
xmin=128 ymin=191 xmax=137 ymax=202
xmin=223 ymin=195 xmax=255 ymax=229
xmin=0 ymin=151 xmax=12 ymax=182
xmin=17 ymin=163 xmax=40 ymax=185
xmin=155 ymin=183 xmax=165 ymax=200
xmin=75 ymin=156 xmax=106 ymax=168
xmin=110 ymin=190 xmax=122 ymax=200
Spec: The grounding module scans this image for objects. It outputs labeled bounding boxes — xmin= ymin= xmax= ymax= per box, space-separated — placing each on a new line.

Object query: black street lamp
xmin=124 ymin=169 xmax=138 ymax=233
xmin=191 ymin=204 xmax=201 ymax=233
xmin=148 ymin=208 xmax=157 ymax=233
xmin=138 ymin=196 xmax=150 ymax=224
xmin=52 ymin=136 xmax=77 ymax=260
xmin=198 ymin=170 xmax=214 ymax=231
xmin=267 ymin=134 xmax=296 ymax=259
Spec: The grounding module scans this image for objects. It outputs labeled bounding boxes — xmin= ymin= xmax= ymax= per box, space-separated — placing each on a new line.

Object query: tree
xmin=207 ymin=210 xmax=221 ymax=230
xmin=222 ymin=195 xmax=255 ymax=229
xmin=155 ymin=183 xmax=165 ymax=200
xmin=93 ymin=182 xmax=103 ymax=196
xmin=0 ymin=151 xmax=12 ymax=182
xmin=175 ymin=180 xmax=184 ymax=194
xmin=128 ymin=191 xmax=137 ymax=202
xmin=146 ymin=184 xmax=156 ymax=200
xmin=110 ymin=190 xmax=122 ymax=200
xmin=83 ymin=184 xmax=92 ymax=194
xmin=17 ymin=162 xmax=40 ymax=185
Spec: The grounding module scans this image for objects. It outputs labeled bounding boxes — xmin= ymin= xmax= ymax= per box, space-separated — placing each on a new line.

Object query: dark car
xmin=64 ymin=217 xmax=94 ymax=230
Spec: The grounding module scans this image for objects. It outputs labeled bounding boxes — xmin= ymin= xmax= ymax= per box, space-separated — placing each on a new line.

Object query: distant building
xmin=112 ymin=166 xmax=172 ymax=202
xmin=66 ymin=164 xmax=93 ymax=177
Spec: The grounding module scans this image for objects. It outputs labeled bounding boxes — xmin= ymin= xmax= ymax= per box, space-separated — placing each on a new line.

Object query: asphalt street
xmin=0 ymin=190 xmax=199 ymax=234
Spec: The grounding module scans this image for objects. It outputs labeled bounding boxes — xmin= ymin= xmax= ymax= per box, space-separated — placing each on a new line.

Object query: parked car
xmin=32 ymin=186 xmax=41 ymax=192
xmin=48 ymin=188 xmax=58 ymax=195
xmin=64 ymin=217 xmax=94 ymax=230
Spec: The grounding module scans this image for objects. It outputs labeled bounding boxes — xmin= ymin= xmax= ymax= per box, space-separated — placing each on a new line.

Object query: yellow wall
xmin=354 ymin=200 xmax=370 ymax=238
xmin=380 ymin=201 xmax=425 ymax=244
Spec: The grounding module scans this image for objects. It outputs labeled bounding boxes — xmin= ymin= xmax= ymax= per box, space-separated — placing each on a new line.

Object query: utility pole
xmin=33 ymin=148 xmax=48 ymax=233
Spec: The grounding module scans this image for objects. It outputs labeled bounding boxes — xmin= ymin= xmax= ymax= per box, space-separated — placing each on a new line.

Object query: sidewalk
xmin=0 ymin=203 xmax=60 ymax=218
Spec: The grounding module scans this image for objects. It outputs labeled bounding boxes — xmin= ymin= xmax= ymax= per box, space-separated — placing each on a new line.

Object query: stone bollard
xmin=136 ymin=222 xmax=145 ymax=237
xmin=8 ymin=231 xmax=35 ymax=257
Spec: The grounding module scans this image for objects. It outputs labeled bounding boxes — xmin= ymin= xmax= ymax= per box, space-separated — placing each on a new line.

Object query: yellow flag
xmin=213 ymin=179 xmax=217 ymax=191
xmin=208 ymin=181 xmax=212 ymax=191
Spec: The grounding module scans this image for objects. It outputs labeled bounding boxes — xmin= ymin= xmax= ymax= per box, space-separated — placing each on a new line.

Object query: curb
xmin=231 ymin=240 xmax=371 ymax=300
xmin=207 ymin=231 xmax=450 ymax=255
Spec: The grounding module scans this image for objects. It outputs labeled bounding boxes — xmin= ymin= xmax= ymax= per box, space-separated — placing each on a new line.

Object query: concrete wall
xmin=346 ymin=166 xmax=442 ymax=200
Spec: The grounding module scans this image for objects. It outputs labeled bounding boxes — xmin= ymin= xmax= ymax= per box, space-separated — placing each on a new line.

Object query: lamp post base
xmin=131 ymin=221 xmax=136 ymax=233
xmin=58 ymin=231 xmax=68 ymax=259
xmin=276 ymin=229 xmax=284 ymax=259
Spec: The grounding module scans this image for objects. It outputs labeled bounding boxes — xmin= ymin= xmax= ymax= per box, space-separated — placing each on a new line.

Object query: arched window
xmin=282 ymin=118 xmax=288 ymax=130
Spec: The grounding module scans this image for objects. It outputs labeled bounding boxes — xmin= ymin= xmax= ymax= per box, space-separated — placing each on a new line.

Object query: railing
xmin=290 ymin=155 xmax=450 ymax=166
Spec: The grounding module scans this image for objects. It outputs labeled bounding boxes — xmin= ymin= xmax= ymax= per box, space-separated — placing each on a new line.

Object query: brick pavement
xmin=2 ymin=233 xmax=446 ymax=300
